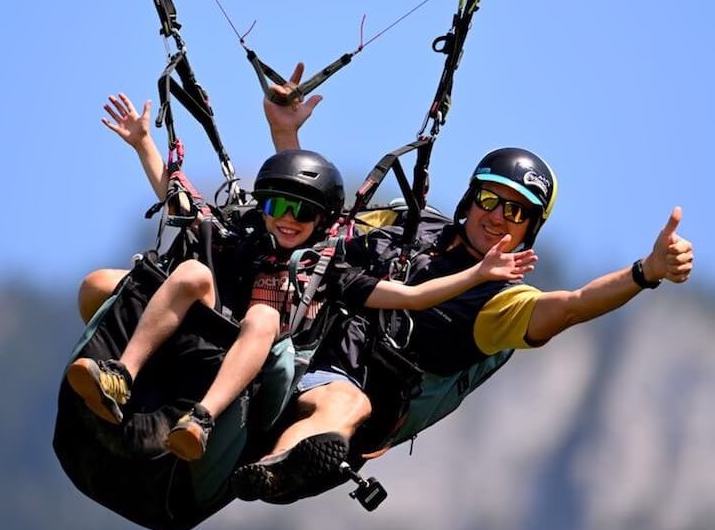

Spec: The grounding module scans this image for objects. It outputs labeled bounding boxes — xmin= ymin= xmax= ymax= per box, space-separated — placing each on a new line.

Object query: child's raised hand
xmin=480 ymin=235 xmax=538 ymax=281
xmin=263 ymin=63 xmax=322 ymax=135
xmin=101 ymin=93 xmax=152 ymax=149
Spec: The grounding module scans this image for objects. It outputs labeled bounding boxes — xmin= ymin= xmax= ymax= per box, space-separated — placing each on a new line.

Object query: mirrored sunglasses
xmin=260 ymin=195 xmax=322 ymax=222
xmin=473 ymin=188 xmax=533 ymax=224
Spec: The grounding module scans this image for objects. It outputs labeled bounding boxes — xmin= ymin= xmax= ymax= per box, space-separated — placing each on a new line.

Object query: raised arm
xmin=263 ymin=63 xmax=323 ymax=152
xmin=525 ymin=206 xmax=693 ymax=344
xmin=364 ymin=235 xmax=537 ymax=311
xmin=102 ymin=93 xmax=168 ymax=200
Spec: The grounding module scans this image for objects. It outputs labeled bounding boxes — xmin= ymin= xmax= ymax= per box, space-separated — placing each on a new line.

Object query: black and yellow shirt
xmin=409 ymin=244 xmax=542 ymax=376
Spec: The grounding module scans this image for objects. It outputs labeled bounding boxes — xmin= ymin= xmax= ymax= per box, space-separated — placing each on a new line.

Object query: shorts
xmin=296 ymin=366 xmax=364 ymax=393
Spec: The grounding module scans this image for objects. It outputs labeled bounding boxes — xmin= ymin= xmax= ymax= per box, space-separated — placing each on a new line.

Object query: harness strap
xmin=245 ymin=48 xmax=355 ymax=106
xmin=353 ymin=0 xmax=481 ymax=272
xmin=348 ymin=139 xmax=434 ymax=268
xmin=152 ymin=0 xmax=240 ymax=201
xmin=418 ymin=0 xmax=482 ymax=138
xmin=287 ymin=236 xmax=346 ymax=334
xmin=350 ymin=140 xmax=431 ymax=218
xmin=145 ymin=140 xmax=212 ymax=222
xmin=214 ymin=0 xmax=431 ymax=107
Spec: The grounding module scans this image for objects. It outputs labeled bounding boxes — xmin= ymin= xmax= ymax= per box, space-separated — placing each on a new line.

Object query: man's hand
xmin=264 ymin=63 xmax=322 ymax=151
xmin=642 ymin=206 xmax=694 ymax=283
xmin=101 ymin=93 xmax=152 ymax=149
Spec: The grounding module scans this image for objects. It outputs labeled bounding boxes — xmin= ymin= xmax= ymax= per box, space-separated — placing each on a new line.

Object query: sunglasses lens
xmin=474 ymin=190 xmax=499 ymax=211
xmin=293 ymin=202 xmax=320 ymax=223
xmin=503 ymin=203 xmax=525 ymax=223
xmin=474 ymin=189 xmax=530 ymax=224
xmin=261 ymin=197 xmax=286 ymax=218
xmin=261 ymin=196 xmax=320 ymax=222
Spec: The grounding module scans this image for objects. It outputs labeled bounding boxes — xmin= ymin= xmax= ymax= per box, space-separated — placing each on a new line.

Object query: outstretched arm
xmin=102 ymin=93 xmax=168 ymax=200
xmin=526 ymin=207 xmax=693 ymax=344
xmin=364 ymin=235 xmax=538 ymax=310
xmin=263 ymin=63 xmax=323 ymax=152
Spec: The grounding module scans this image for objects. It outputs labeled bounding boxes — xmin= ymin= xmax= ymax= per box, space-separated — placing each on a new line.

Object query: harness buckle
xmin=378 ymin=309 xmax=414 ymax=351
xmin=388 ymin=258 xmax=411 ymax=284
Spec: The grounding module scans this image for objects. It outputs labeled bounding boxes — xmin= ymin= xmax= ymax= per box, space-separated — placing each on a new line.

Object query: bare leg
xmin=231 ymin=380 xmax=370 ymax=501
xmin=120 ymin=259 xmax=215 ymax=379
xmin=267 ymin=381 xmax=372 ymax=458
xmin=164 ymin=304 xmax=281 ymax=460
xmin=77 ymin=268 xmax=129 ymax=323
xmin=199 ymin=304 xmax=281 ymax=419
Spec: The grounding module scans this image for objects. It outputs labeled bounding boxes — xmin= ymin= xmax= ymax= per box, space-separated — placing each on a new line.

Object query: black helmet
xmin=455 ymin=147 xmax=558 ymax=249
xmin=253 ymin=149 xmax=345 ymax=224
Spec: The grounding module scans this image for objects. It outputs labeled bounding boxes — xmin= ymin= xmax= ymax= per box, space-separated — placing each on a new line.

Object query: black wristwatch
xmin=631 ymin=259 xmax=661 ymax=289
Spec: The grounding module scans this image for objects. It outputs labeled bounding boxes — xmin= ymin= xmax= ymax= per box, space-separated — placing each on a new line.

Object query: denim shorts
xmin=296 ymin=367 xmax=362 ymax=393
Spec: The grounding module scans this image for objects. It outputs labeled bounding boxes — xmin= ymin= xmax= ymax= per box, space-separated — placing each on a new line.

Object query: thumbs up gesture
xmin=642 ymin=207 xmax=694 ymax=284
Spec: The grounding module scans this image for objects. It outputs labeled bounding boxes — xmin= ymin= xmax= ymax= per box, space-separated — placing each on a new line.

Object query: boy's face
xmin=263 ymin=212 xmax=318 ymax=249
xmin=260 ymin=195 xmax=321 ymax=249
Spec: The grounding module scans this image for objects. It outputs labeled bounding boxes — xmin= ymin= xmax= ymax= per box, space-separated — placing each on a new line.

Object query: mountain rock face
xmin=2 ymin=281 xmax=713 ymax=530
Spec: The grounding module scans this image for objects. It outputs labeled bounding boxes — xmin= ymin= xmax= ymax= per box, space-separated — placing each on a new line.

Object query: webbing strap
xmin=152 ymin=0 xmax=239 ymax=196
xmin=351 ymin=0 xmax=482 ymax=261
xmin=287 ymin=237 xmax=345 ymax=335
xmin=349 ymin=139 xmax=431 ymax=219
xmin=245 ymin=48 xmax=354 ymax=106
xmin=348 ymin=139 xmax=433 ymax=264
xmin=228 ymin=1 xmax=430 ymax=107
xmin=166 ymin=140 xmax=212 ymax=216
xmin=418 ymin=0 xmax=481 ymax=138
xmin=155 ymin=51 xmax=235 ymax=182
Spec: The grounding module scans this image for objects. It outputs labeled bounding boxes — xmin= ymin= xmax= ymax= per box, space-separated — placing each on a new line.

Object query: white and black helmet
xmin=455 ymin=147 xmax=558 ymax=249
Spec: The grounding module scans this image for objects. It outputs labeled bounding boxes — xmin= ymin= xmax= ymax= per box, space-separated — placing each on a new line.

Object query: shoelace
xmin=99 ymin=370 xmax=130 ymax=404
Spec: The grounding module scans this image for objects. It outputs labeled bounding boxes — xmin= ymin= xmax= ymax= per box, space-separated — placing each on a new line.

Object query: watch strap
xmin=632 ymin=259 xmax=661 ymax=289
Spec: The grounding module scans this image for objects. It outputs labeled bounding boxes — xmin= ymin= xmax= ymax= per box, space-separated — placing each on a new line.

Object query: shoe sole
xmin=232 ymin=432 xmax=348 ymax=502
xmin=165 ymin=423 xmax=206 ymax=461
xmin=66 ymin=358 xmax=123 ymax=425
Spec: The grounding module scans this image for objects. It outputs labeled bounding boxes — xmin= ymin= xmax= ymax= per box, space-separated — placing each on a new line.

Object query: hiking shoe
xmin=165 ymin=403 xmax=215 ymax=461
xmin=66 ymin=358 xmax=132 ymax=424
xmin=231 ymin=432 xmax=348 ymax=502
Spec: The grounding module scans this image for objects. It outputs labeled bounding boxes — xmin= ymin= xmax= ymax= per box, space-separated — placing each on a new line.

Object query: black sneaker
xmin=66 ymin=358 xmax=132 ymax=424
xmin=165 ymin=403 xmax=215 ymax=461
xmin=231 ymin=432 xmax=348 ymax=502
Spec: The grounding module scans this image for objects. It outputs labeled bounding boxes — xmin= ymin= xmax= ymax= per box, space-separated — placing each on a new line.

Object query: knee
xmin=167 ymin=259 xmax=214 ymax=299
xmin=77 ymin=268 xmax=127 ymax=323
xmin=241 ymin=305 xmax=281 ymax=338
xmin=306 ymin=382 xmax=372 ymax=428
xmin=333 ymin=383 xmax=372 ymax=425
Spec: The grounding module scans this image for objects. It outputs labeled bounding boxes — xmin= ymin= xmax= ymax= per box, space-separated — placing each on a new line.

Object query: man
xmin=230 ymin=66 xmax=694 ymax=503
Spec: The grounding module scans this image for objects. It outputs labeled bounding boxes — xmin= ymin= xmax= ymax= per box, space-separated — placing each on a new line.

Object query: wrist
xmin=131 ymin=135 xmax=156 ymax=153
xmin=631 ymin=258 xmax=661 ymax=289
xmin=271 ymin=128 xmax=300 ymax=151
xmin=471 ymin=263 xmax=484 ymax=282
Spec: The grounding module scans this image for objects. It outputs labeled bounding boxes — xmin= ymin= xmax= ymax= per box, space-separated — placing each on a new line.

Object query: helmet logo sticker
xmin=523 ymin=170 xmax=550 ymax=196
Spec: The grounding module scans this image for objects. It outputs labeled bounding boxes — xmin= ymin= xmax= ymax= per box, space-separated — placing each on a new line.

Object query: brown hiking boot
xmin=66 ymin=358 xmax=132 ymax=424
xmin=165 ymin=403 xmax=215 ymax=461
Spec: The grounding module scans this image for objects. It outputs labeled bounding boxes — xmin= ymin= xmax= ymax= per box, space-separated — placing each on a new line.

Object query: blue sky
xmin=3 ymin=0 xmax=713 ymax=291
